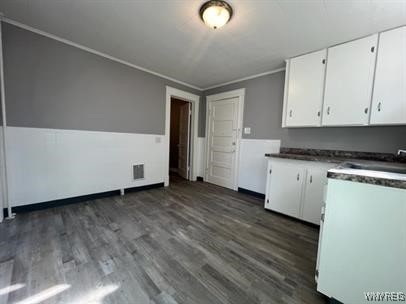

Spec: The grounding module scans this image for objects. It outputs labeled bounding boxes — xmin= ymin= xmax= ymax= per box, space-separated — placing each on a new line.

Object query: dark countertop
xmin=264 ymin=152 xmax=346 ymax=164
xmin=327 ymin=167 xmax=406 ymax=190
xmin=265 ymin=148 xmax=406 ymax=190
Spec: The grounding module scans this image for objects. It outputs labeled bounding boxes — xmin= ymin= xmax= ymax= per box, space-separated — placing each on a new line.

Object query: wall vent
xmin=133 ymin=164 xmax=144 ymax=180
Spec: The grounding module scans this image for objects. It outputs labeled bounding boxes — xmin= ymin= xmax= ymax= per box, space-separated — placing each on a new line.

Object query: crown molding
xmin=0 ymin=16 xmax=203 ymax=91
xmin=202 ymin=67 xmax=286 ymax=91
xmin=0 ymin=15 xmax=287 ymax=93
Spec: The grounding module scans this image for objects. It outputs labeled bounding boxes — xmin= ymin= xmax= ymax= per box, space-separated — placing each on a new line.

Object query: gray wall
xmin=4 ymin=22 xmax=405 ymax=153
xmin=203 ymin=71 xmax=406 ymax=154
xmin=2 ymin=22 xmax=202 ymax=135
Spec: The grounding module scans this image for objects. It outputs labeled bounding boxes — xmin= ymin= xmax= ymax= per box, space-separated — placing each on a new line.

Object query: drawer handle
xmin=377 ymin=102 xmax=382 ymax=112
xmin=310 ymin=175 xmax=313 ymax=183
xmin=297 ymin=173 xmax=300 ymax=181
xmin=289 ymin=110 xmax=293 ymax=117
xmin=327 ymin=107 xmax=330 ymax=115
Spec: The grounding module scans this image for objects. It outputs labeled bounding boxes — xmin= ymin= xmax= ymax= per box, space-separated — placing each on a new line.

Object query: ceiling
xmin=0 ymin=0 xmax=405 ymax=90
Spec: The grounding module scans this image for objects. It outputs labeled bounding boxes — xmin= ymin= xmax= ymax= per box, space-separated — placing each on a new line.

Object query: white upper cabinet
xmin=285 ymin=50 xmax=327 ymax=127
xmin=322 ymin=34 xmax=378 ymax=126
xmin=370 ymin=26 xmax=406 ymax=125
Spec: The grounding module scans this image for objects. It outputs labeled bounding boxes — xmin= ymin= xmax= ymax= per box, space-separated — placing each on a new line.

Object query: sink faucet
xmin=398 ymin=149 xmax=406 ymax=156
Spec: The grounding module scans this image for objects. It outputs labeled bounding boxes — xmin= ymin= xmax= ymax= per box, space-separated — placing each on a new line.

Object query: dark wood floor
xmin=0 ymin=177 xmax=327 ymax=304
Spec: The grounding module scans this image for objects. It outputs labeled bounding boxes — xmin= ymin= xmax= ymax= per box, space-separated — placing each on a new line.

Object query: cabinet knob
xmin=317 ymin=111 xmax=321 ymax=117
xmin=377 ymin=102 xmax=382 ymax=112
xmin=364 ymin=107 xmax=369 ymax=114
xmin=297 ymin=173 xmax=300 ymax=181
xmin=289 ymin=110 xmax=293 ymax=117
xmin=310 ymin=175 xmax=313 ymax=183
xmin=327 ymin=107 xmax=330 ymax=115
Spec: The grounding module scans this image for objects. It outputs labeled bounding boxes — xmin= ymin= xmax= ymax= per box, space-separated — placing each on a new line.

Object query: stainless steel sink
xmin=342 ymin=162 xmax=406 ymax=174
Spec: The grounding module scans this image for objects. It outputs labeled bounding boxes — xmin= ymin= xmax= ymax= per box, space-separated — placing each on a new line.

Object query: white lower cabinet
xmin=265 ymin=158 xmax=334 ymax=225
xmin=265 ymin=161 xmax=305 ymax=218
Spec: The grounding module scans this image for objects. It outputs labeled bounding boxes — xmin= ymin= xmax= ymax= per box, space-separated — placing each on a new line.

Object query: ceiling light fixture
xmin=199 ymin=0 xmax=233 ymax=29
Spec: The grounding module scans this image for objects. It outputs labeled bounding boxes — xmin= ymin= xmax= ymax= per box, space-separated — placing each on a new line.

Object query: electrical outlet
xmin=244 ymin=127 xmax=251 ymax=134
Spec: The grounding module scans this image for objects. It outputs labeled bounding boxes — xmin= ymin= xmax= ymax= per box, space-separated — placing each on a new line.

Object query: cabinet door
xmin=302 ymin=165 xmax=332 ymax=225
xmin=370 ymin=26 xmax=406 ymax=125
xmin=286 ymin=50 xmax=327 ymax=127
xmin=322 ymin=35 xmax=378 ymax=126
xmin=264 ymin=160 xmax=272 ymax=209
xmin=267 ymin=160 xmax=305 ymax=218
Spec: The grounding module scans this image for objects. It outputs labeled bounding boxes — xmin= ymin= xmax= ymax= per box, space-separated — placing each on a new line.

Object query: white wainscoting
xmin=6 ymin=127 xmax=166 ymax=207
xmin=0 ymin=126 xmax=4 ymax=221
xmin=196 ymin=137 xmax=206 ymax=178
xmin=238 ymin=139 xmax=281 ymax=194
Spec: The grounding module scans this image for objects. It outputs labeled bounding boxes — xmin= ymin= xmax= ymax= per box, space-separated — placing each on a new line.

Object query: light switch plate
xmin=244 ymin=127 xmax=251 ymax=134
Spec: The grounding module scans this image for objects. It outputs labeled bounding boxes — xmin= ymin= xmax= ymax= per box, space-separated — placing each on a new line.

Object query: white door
xmin=302 ymin=164 xmax=332 ymax=225
xmin=286 ymin=49 xmax=327 ymax=127
xmin=178 ymin=103 xmax=191 ymax=179
xmin=322 ymin=35 xmax=378 ymax=126
xmin=371 ymin=26 xmax=406 ymax=125
xmin=206 ymin=97 xmax=240 ymax=189
xmin=266 ymin=160 xmax=305 ymax=218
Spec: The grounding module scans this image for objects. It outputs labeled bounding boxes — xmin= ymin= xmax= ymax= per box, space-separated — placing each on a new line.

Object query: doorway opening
xmin=170 ymin=98 xmax=192 ymax=181
xmin=165 ymin=86 xmax=200 ymax=187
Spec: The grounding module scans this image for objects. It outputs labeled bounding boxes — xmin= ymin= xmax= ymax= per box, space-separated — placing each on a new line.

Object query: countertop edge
xmin=327 ymin=171 xmax=406 ymax=190
xmin=265 ymin=153 xmax=406 ymax=190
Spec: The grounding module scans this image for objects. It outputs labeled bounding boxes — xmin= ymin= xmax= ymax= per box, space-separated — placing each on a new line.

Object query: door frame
xmin=165 ymin=86 xmax=200 ymax=186
xmin=177 ymin=101 xmax=192 ymax=180
xmin=204 ymin=88 xmax=245 ymax=191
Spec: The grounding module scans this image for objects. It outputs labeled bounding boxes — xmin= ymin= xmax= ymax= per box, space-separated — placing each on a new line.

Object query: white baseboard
xmin=6 ymin=127 xmax=166 ymax=207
